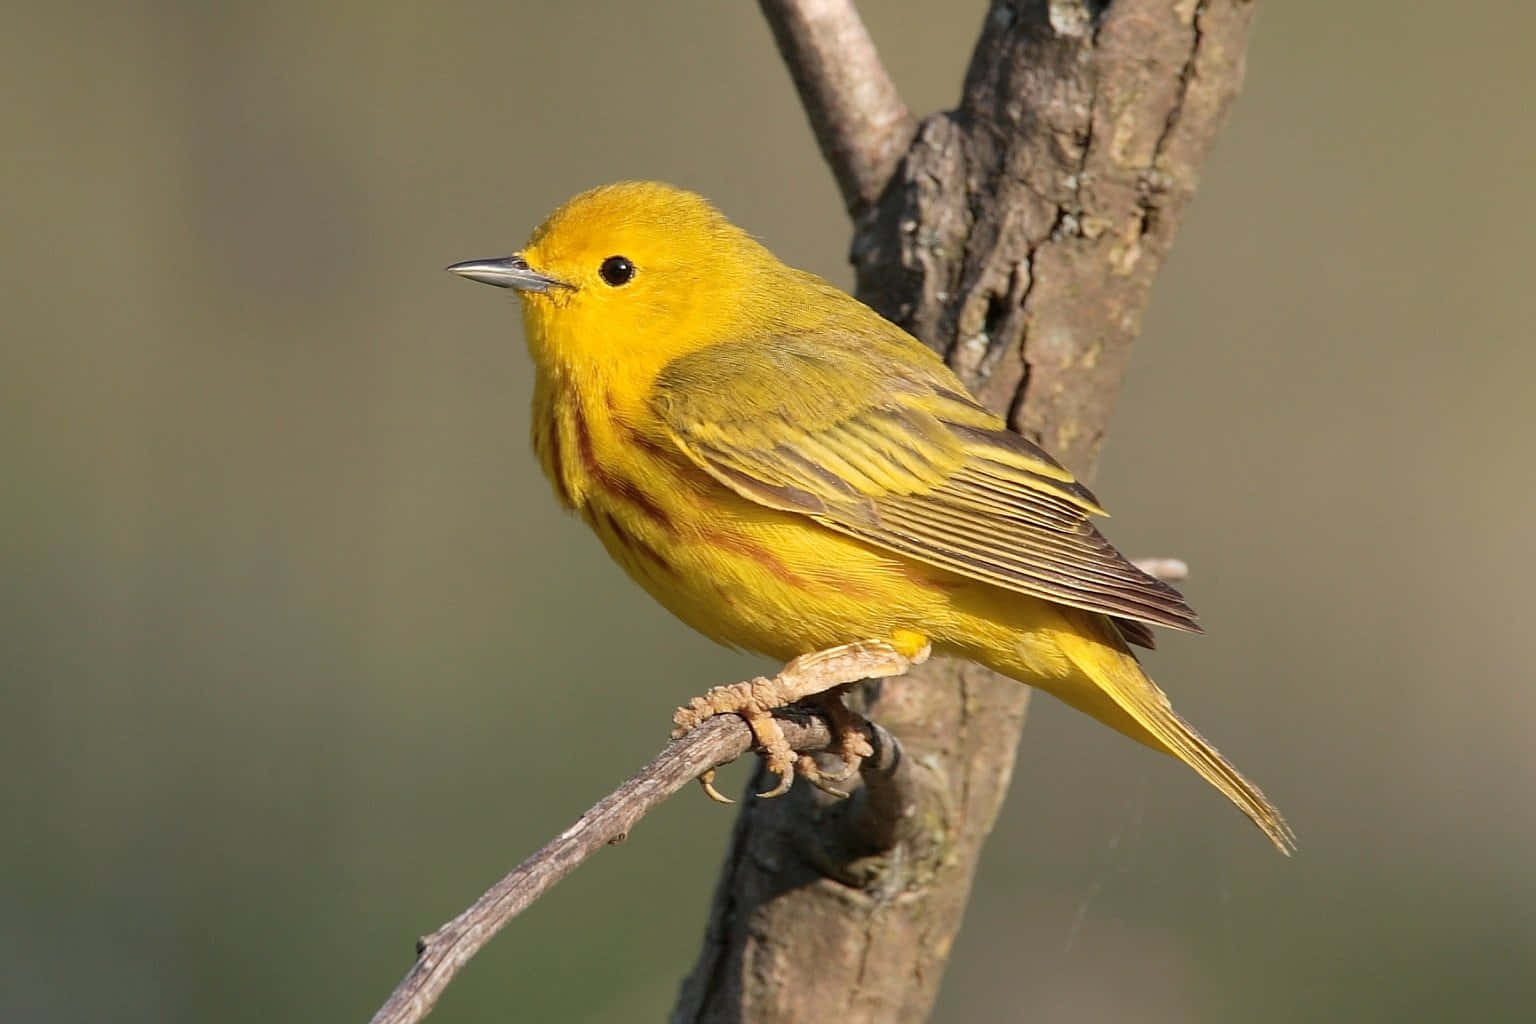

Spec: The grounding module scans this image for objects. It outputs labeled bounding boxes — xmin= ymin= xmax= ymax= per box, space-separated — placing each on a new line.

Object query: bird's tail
xmin=997 ymin=606 xmax=1295 ymax=854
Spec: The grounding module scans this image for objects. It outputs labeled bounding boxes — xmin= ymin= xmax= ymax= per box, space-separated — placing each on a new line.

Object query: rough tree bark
xmin=671 ymin=2 xmax=1257 ymax=1021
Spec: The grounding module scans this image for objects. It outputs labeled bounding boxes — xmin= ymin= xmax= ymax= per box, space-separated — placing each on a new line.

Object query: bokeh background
xmin=5 ymin=2 xmax=1533 ymax=1021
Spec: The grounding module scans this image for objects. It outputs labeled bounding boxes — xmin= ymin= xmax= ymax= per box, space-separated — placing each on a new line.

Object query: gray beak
xmin=446 ymin=254 xmax=567 ymax=293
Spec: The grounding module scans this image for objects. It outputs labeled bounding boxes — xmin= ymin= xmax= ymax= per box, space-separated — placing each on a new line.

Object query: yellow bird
xmin=449 ymin=181 xmax=1293 ymax=853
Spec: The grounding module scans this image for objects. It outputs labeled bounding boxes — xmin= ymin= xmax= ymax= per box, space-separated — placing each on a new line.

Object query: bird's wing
xmin=652 ymin=333 xmax=1200 ymax=633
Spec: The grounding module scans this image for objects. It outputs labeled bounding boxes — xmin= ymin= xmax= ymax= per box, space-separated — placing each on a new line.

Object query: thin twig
xmin=758 ymin=0 xmax=914 ymax=214
xmin=1132 ymin=557 xmax=1189 ymax=582
xmin=367 ymin=705 xmax=894 ymax=1024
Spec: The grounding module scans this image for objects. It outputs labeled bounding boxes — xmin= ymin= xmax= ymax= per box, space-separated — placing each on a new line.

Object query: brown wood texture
xmin=369 ymin=696 xmax=910 ymax=1024
xmin=672 ymin=3 xmax=1257 ymax=1021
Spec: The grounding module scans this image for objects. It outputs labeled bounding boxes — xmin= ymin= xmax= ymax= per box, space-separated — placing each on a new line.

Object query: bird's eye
xmin=599 ymin=255 xmax=635 ymax=287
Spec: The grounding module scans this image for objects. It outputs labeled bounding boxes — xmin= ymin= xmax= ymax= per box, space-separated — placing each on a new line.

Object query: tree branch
xmin=364 ymin=547 xmax=1188 ymax=1023
xmin=676 ymin=3 xmax=1258 ymax=1021
xmin=368 ymin=660 xmax=912 ymax=1024
xmin=1133 ymin=557 xmax=1188 ymax=582
xmin=758 ymin=0 xmax=914 ymax=214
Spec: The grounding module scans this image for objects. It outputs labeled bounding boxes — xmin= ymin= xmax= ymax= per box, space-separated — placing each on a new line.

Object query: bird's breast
xmin=531 ymin=370 xmax=681 ymax=518
xmin=527 ymin=371 xmax=942 ymax=658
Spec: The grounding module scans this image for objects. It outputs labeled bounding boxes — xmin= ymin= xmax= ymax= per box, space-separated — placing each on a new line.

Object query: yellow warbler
xmin=449 ymin=181 xmax=1292 ymax=853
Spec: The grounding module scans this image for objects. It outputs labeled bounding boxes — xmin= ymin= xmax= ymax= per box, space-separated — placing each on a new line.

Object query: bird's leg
xmin=671 ymin=638 xmax=930 ymax=802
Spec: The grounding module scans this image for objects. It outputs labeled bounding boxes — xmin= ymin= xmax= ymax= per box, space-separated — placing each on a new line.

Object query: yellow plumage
xmin=451 ymin=181 xmax=1293 ymax=852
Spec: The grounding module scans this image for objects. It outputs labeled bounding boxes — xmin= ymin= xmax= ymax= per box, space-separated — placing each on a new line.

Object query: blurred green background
xmin=4 ymin=2 xmax=1533 ymax=1021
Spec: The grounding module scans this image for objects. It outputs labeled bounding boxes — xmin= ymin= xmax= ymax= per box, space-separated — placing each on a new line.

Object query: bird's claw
xmin=755 ymin=747 xmax=862 ymax=802
xmin=753 ymin=705 xmax=871 ymax=801
xmin=755 ymin=763 xmax=795 ymax=799
xmin=808 ymin=689 xmax=874 ymax=789
xmin=751 ymin=737 xmax=799 ymax=799
xmin=682 ymin=704 xmax=872 ymax=802
xmin=697 ymin=768 xmax=735 ymax=804
xmin=671 ymin=640 xmax=915 ymax=805
xmin=798 ymin=754 xmax=851 ymax=798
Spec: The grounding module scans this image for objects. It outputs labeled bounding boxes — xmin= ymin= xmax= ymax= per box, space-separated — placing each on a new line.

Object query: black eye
xmin=599 ymin=255 xmax=635 ymax=287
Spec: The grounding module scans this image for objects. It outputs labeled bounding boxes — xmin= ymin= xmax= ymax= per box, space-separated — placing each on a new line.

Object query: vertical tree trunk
xmin=672 ymin=3 xmax=1257 ymax=1021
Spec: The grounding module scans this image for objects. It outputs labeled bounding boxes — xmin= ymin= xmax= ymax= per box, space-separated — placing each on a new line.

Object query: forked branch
xmin=758 ymin=0 xmax=914 ymax=213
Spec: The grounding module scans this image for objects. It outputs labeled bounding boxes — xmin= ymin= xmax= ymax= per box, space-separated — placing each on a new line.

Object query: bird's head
xmin=449 ymin=181 xmax=786 ymax=383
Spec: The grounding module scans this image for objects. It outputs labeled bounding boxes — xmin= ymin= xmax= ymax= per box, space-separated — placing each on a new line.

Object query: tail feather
xmin=1044 ymin=610 xmax=1296 ymax=854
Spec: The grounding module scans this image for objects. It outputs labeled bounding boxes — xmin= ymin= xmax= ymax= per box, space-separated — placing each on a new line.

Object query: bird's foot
xmin=671 ymin=639 xmax=930 ymax=802
xmin=789 ymin=688 xmax=875 ymax=798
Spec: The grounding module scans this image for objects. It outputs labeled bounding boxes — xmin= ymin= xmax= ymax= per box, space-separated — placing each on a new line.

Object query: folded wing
xmin=652 ymin=332 xmax=1200 ymax=634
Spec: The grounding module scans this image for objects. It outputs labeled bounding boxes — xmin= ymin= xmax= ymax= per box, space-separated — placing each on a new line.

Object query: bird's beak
xmin=446 ymin=254 xmax=568 ymax=293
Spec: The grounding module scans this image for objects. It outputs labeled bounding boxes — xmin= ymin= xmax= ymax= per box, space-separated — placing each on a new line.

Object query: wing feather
xmin=653 ymin=333 xmax=1200 ymax=633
